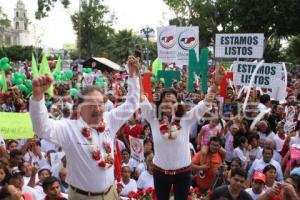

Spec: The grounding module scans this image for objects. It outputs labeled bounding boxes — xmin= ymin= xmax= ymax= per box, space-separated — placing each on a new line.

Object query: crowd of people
xmin=0 ymin=56 xmax=300 ymax=200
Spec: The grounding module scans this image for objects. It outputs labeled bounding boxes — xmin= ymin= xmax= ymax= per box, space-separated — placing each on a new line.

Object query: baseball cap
xmin=252 ymin=171 xmax=266 ymax=183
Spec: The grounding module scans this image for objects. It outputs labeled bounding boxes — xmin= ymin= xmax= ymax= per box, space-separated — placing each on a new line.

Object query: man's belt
xmin=70 ymin=185 xmax=112 ymax=196
xmin=153 ymin=164 xmax=191 ymax=175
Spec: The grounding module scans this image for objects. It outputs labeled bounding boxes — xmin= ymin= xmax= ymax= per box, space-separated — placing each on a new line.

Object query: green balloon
xmin=24 ymin=80 xmax=32 ymax=89
xmin=70 ymin=88 xmax=78 ymax=97
xmin=20 ymin=73 xmax=26 ymax=79
xmin=18 ymin=84 xmax=27 ymax=92
xmin=65 ymin=70 xmax=73 ymax=79
xmin=12 ymin=77 xmax=23 ymax=85
xmin=83 ymin=68 xmax=92 ymax=74
xmin=0 ymin=57 xmax=10 ymax=71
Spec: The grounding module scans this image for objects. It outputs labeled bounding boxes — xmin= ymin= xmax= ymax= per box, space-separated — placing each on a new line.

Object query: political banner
xmin=129 ymin=136 xmax=144 ymax=162
xmin=232 ymin=61 xmax=282 ymax=89
xmin=157 ymin=26 xmax=199 ymax=66
xmin=157 ymin=26 xmax=177 ymax=63
xmin=215 ymin=33 xmax=264 ymax=58
xmin=175 ymin=26 xmax=199 ymax=66
xmin=0 ymin=112 xmax=33 ymax=139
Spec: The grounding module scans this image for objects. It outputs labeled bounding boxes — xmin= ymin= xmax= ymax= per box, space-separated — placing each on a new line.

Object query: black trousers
xmin=153 ymin=169 xmax=192 ymax=200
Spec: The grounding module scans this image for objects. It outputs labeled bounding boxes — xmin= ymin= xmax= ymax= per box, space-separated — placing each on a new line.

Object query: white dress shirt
xmin=29 ymin=77 xmax=140 ymax=193
xmin=141 ymin=98 xmax=209 ymax=170
xmin=247 ymin=158 xmax=284 ymax=181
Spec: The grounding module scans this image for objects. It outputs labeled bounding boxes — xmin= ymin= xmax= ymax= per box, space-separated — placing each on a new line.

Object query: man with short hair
xmin=43 ymin=176 xmax=67 ymax=200
xmin=248 ymin=147 xmax=283 ymax=181
xmin=245 ymin=171 xmax=266 ymax=199
xmin=210 ymin=168 xmax=252 ymax=200
xmin=29 ymin=56 xmax=140 ymax=200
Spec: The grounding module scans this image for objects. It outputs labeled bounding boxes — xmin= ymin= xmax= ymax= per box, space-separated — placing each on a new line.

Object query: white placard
xmin=157 ymin=26 xmax=177 ymax=63
xmin=284 ymin=121 xmax=296 ymax=133
xmin=175 ymin=26 xmax=199 ymax=66
xmin=129 ymin=136 xmax=144 ymax=162
xmin=232 ymin=61 xmax=282 ymax=89
xmin=157 ymin=26 xmax=199 ymax=66
xmin=215 ymin=33 xmax=264 ymax=58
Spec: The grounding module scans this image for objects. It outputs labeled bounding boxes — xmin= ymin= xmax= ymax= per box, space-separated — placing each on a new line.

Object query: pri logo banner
xmin=159 ymin=29 xmax=176 ymax=49
xmin=157 ymin=26 xmax=199 ymax=66
xmin=178 ymin=29 xmax=198 ymax=50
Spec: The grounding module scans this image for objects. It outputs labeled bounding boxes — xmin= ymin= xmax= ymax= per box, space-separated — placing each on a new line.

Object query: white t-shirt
xmin=34 ymin=184 xmax=46 ymax=200
xmin=137 ymin=171 xmax=154 ymax=190
xmin=273 ymin=134 xmax=286 ymax=152
xmin=41 ymin=139 xmax=58 ymax=152
xmin=233 ymin=147 xmax=249 ymax=168
xmin=245 ymin=188 xmax=264 ymax=200
xmin=136 ymin=162 xmax=147 ymax=175
xmin=120 ymin=179 xmax=137 ymax=197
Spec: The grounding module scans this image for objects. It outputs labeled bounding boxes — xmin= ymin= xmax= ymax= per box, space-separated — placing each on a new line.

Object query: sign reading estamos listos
xmin=232 ymin=61 xmax=282 ymax=89
xmin=215 ymin=33 xmax=264 ymax=58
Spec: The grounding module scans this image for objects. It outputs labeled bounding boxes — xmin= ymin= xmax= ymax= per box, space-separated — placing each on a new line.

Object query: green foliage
xmin=0 ymin=46 xmax=43 ymax=61
xmin=71 ymin=0 xmax=115 ymax=58
xmin=284 ymin=35 xmax=300 ymax=64
xmin=35 ymin=0 xmax=70 ymax=19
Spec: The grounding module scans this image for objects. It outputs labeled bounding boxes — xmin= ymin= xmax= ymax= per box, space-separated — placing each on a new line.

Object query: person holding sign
xmin=140 ymin=65 xmax=226 ymax=200
xmin=29 ymin=56 xmax=140 ymax=200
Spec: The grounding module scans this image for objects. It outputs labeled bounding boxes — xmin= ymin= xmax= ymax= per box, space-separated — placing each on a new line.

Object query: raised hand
xmin=204 ymin=64 xmax=226 ymax=103
xmin=127 ymin=56 xmax=140 ymax=78
xmin=32 ymin=74 xmax=53 ymax=101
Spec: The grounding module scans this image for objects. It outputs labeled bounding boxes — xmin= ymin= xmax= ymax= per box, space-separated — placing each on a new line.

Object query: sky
xmin=0 ymin=0 xmax=174 ymax=49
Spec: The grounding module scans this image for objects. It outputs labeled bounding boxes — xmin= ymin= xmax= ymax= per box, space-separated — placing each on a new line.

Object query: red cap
xmin=252 ymin=171 xmax=266 ymax=183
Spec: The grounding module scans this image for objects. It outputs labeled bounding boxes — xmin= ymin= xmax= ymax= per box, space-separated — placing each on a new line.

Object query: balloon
xmin=70 ymin=88 xmax=78 ymax=97
xmin=18 ymin=84 xmax=27 ymax=92
xmin=24 ymin=80 xmax=32 ymax=89
xmin=95 ymin=81 xmax=103 ymax=87
xmin=20 ymin=73 xmax=27 ymax=79
xmin=83 ymin=68 xmax=92 ymax=74
xmin=12 ymin=77 xmax=23 ymax=85
xmin=61 ymin=74 xmax=68 ymax=81
xmin=0 ymin=57 xmax=11 ymax=71
xmin=65 ymin=70 xmax=73 ymax=79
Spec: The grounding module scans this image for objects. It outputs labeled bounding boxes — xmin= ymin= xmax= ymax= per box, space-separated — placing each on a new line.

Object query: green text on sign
xmin=0 ymin=112 xmax=33 ymax=139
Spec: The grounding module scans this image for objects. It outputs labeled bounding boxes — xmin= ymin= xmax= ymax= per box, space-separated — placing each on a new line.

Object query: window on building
xmin=16 ymin=12 xmax=19 ymax=17
xmin=16 ymin=22 xmax=19 ymax=29
xmin=25 ymin=23 xmax=27 ymax=30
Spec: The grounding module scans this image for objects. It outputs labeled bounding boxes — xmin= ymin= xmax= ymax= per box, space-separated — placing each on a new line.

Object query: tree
xmin=284 ymin=35 xmax=300 ymax=64
xmin=0 ymin=6 xmax=11 ymax=46
xmin=35 ymin=0 xmax=70 ymax=19
xmin=106 ymin=30 xmax=143 ymax=64
xmin=0 ymin=46 xmax=42 ymax=61
xmin=71 ymin=0 xmax=115 ymax=58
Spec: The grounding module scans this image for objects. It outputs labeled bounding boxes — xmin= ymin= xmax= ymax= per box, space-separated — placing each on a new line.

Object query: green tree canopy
xmin=35 ymin=0 xmax=70 ymax=19
xmin=71 ymin=0 xmax=115 ymax=58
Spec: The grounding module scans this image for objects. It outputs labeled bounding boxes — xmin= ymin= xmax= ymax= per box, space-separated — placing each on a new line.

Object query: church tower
xmin=12 ymin=0 xmax=30 ymax=45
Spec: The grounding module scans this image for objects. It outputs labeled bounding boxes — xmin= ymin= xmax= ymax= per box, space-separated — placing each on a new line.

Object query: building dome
xmin=16 ymin=0 xmax=25 ymax=9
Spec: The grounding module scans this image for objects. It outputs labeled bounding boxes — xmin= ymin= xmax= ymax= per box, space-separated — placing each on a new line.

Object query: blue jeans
xmin=153 ymin=169 xmax=192 ymax=200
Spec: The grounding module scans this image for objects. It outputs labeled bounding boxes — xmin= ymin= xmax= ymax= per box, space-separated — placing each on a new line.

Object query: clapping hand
xmin=32 ymin=74 xmax=53 ymax=101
